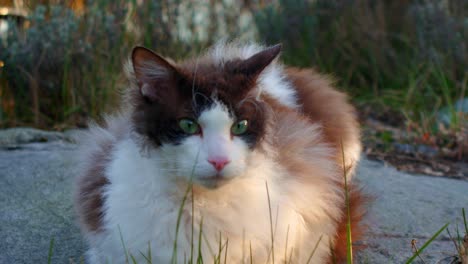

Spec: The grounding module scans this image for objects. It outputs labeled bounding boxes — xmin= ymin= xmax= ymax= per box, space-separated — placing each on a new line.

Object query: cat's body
xmin=75 ymin=43 xmax=364 ymax=264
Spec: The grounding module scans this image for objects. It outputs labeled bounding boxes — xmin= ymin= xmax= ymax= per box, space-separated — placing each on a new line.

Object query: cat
xmin=74 ymin=42 xmax=365 ymax=264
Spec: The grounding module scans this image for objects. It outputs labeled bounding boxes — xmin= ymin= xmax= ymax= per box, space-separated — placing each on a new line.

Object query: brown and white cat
xmin=74 ymin=42 xmax=365 ymax=263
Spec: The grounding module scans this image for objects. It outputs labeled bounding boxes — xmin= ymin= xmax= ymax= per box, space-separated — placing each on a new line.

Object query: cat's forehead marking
xmin=198 ymin=101 xmax=232 ymax=129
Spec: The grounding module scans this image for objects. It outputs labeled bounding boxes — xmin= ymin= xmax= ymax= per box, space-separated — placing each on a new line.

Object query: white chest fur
xmin=85 ymin=137 xmax=338 ymax=264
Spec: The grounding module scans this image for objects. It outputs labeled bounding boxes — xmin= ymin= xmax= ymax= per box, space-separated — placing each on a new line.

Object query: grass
xmin=404 ymin=208 xmax=468 ymax=264
xmin=47 ymin=237 xmax=54 ymax=264
xmin=255 ymin=0 xmax=467 ymax=140
xmin=405 ymin=223 xmax=450 ymax=264
xmin=0 ymin=0 xmax=248 ymax=128
xmin=305 ymin=235 xmax=323 ymax=264
xmin=463 ymin=208 xmax=468 ymax=235
xmin=265 ymin=182 xmax=276 ymax=263
xmin=341 ymin=141 xmax=353 ymax=264
xmin=119 ymin=225 xmax=130 ymax=264
xmin=172 ymin=149 xmax=200 ymax=264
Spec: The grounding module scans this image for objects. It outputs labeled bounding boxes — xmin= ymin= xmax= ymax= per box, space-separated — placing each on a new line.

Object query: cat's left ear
xmin=236 ymin=44 xmax=282 ymax=77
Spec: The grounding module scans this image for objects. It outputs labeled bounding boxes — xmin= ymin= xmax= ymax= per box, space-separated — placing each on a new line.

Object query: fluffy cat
xmin=74 ymin=42 xmax=365 ymax=264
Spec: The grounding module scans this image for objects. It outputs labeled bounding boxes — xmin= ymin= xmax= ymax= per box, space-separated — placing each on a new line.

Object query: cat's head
xmin=129 ymin=44 xmax=281 ymax=188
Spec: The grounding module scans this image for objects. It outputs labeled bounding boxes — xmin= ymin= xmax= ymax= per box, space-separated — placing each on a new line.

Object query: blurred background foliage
xmin=0 ymin=0 xmax=466 ymax=138
xmin=0 ymin=0 xmax=255 ymax=127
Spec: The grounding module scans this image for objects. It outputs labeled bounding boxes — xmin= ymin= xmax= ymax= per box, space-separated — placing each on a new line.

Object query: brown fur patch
xmin=265 ymin=68 xmax=367 ymax=262
xmin=285 ymin=68 xmax=367 ymax=263
xmin=262 ymin=95 xmax=326 ymax=178
xmin=75 ymin=141 xmax=112 ymax=233
xmin=285 ymin=68 xmax=361 ymax=172
xmin=331 ymin=184 xmax=371 ymax=264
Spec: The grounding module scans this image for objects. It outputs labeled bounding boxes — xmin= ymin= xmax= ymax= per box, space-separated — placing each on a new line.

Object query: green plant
xmin=406 ymin=223 xmax=450 ymax=264
xmin=404 ymin=208 xmax=468 ymax=264
xmin=47 ymin=237 xmax=54 ymax=264
xmin=0 ymin=0 xmax=251 ymax=128
xmin=254 ymin=0 xmax=467 ymax=135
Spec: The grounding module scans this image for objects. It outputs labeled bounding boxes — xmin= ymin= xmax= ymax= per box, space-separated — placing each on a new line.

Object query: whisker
xmin=191 ymin=57 xmax=200 ymax=109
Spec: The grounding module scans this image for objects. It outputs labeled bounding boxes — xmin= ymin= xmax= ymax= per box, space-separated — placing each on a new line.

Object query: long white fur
xmin=80 ymin=43 xmax=345 ymax=263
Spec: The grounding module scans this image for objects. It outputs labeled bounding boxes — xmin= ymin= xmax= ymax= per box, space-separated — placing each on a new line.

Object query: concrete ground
xmin=356 ymin=158 xmax=467 ymax=263
xmin=0 ymin=128 xmax=467 ymax=263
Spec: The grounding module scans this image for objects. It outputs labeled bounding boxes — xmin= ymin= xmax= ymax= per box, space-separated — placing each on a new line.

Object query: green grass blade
xmin=196 ymin=217 xmax=204 ymax=264
xmin=340 ymin=140 xmax=353 ymax=264
xmin=329 ymin=237 xmax=337 ymax=264
xmin=118 ymin=225 xmax=130 ymax=264
xmin=265 ymin=181 xmax=275 ymax=264
xmin=462 ymin=208 xmax=467 ymax=235
xmin=223 ymin=239 xmax=229 ymax=264
xmin=405 ymin=223 xmax=450 ymax=264
xmin=130 ymin=254 xmax=137 ymax=264
xmin=215 ymin=232 xmax=222 ymax=264
xmin=456 ymin=224 xmax=462 ymax=250
xmin=139 ymin=251 xmax=151 ymax=263
xmin=306 ymin=234 xmax=324 ymax=264
xmin=147 ymin=242 xmax=152 ymax=264
xmin=139 ymin=242 xmax=153 ymax=264
xmin=433 ymin=65 xmax=458 ymax=128
xmin=171 ymin=179 xmax=192 ymax=264
xmin=446 ymin=227 xmax=462 ymax=258
xmin=242 ymin=230 xmax=245 ymax=263
xmin=249 ymin=241 xmax=253 ymax=264
xmin=287 ymin=249 xmax=293 ymax=264
xmin=191 ymin=183 xmax=195 ymax=263
xmin=172 ymin=149 xmax=200 ymax=264
xmin=47 ymin=237 xmax=54 ymax=264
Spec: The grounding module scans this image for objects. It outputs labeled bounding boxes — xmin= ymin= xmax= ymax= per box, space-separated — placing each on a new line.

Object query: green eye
xmin=231 ymin=120 xmax=248 ymax=135
xmin=179 ymin=119 xmax=200 ymax=134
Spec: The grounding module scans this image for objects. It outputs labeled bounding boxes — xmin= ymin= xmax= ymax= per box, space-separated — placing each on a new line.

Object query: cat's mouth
xmin=197 ymin=174 xmax=231 ymax=189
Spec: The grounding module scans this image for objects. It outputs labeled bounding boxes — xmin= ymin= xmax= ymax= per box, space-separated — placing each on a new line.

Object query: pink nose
xmin=208 ymin=158 xmax=230 ymax=171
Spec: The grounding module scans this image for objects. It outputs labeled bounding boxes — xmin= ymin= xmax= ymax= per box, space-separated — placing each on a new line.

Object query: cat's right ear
xmin=132 ymin=47 xmax=179 ymax=101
